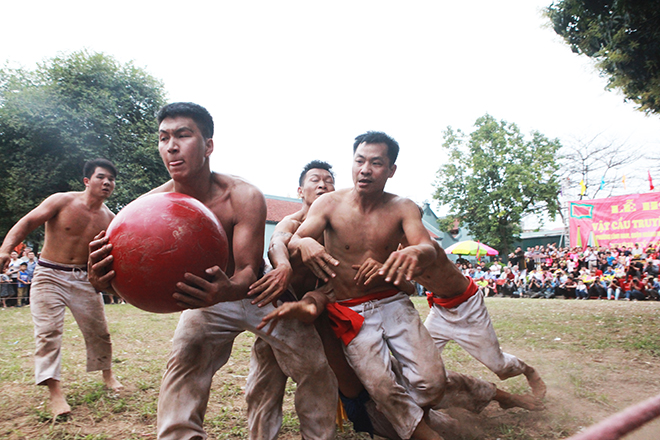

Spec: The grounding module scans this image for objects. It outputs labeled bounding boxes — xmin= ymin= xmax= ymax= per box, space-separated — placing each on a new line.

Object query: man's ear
xmin=297 ymin=187 xmax=303 ymax=199
xmin=388 ymin=164 xmax=397 ymax=178
xmin=83 ymin=177 xmax=90 ymax=188
xmin=205 ymin=138 xmax=214 ymax=158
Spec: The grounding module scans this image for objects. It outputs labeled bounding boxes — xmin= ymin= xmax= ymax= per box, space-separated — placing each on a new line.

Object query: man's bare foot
xmin=495 ymin=389 xmax=545 ymax=411
xmin=45 ymin=379 xmax=71 ymax=417
xmin=523 ymin=365 xmax=546 ymax=399
xmin=102 ymin=370 xmax=123 ymax=392
xmin=50 ymin=395 xmax=72 ymax=417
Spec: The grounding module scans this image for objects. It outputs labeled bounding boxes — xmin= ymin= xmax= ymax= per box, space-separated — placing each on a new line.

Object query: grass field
xmin=1 ymin=297 xmax=659 ymax=440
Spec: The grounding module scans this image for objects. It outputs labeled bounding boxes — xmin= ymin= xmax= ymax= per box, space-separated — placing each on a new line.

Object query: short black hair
xmin=353 ymin=131 xmax=400 ymax=165
xmin=157 ymin=102 xmax=214 ymax=139
xmin=298 ymin=160 xmax=334 ymax=186
xmin=83 ymin=158 xmax=117 ymax=179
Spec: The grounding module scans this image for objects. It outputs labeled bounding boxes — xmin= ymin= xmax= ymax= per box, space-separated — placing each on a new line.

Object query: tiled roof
xmin=266 ymin=195 xmax=302 ymax=222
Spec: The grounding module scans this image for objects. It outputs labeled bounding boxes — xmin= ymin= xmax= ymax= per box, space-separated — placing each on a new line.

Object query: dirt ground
xmin=1 ymin=298 xmax=659 ymax=440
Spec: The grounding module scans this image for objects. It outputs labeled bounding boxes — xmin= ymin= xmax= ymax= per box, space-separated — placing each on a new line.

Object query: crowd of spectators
xmin=0 ymin=247 xmax=37 ymax=308
xmin=5 ymin=242 xmax=660 ymax=306
xmin=455 ymin=242 xmax=660 ymax=301
xmin=1 ymin=245 xmax=125 ymax=308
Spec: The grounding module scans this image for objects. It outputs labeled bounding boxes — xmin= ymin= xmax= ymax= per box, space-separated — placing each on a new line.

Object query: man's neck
xmin=82 ymin=190 xmax=108 ymax=210
xmin=351 ymin=188 xmax=386 ymax=212
xmin=298 ymin=203 xmax=311 ymax=223
xmin=172 ymin=169 xmax=215 ymax=204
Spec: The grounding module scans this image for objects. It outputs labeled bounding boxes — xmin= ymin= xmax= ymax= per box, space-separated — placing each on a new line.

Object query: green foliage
xmin=546 ymin=0 xmax=660 ymax=114
xmin=436 ymin=216 xmax=458 ymax=233
xmin=0 ymin=50 xmax=170 ymax=244
xmin=433 ymin=114 xmax=561 ymax=255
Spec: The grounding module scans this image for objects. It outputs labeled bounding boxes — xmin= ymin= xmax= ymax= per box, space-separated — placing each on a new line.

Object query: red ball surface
xmin=106 ymin=192 xmax=229 ymax=313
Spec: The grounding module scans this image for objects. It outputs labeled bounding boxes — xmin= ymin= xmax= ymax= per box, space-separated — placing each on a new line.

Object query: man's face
xmin=352 ymin=142 xmax=396 ymax=195
xmin=84 ymin=167 xmax=115 ymax=199
xmin=28 ymin=252 xmax=35 ymax=260
xmin=158 ymin=116 xmax=212 ymax=181
xmin=298 ymin=168 xmax=335 ymax=205
xmin=10 ymin=251 xmax=17 ymax=259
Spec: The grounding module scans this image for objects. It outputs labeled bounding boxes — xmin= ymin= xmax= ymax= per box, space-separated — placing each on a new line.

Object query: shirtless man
xmin=288 ymin=131 xmax=446 ymax=440
xmin=88 ymin=102 xmax=335 ymax=440
xmin=261 ymin=245 xmax=545 ymax=439
xmin=401 ymin=241 xmax=545 ymax=399
xmin=243 ymin=160 xmax=339 ymax=440
xmin=0 ymin=158 xmax=122 ymax=417
xmin=348 ymin=241 xmax=546 ymax=409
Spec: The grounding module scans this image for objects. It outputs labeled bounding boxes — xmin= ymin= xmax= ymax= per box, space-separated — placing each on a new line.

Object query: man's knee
xmin=414 ymin=372 xmax=446 ymax=409
xmin=35 ymin=325 xmax=63 ymax=349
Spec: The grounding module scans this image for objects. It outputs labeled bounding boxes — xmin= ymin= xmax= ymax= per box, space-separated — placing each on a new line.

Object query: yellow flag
xmin=579 ymin=179 xmax=586 ymax=196
xmin=622 ymin=175 xmax=627 ymax=190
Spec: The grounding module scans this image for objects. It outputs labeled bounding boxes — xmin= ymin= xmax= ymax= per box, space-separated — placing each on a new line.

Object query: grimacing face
xmin=298 ymin=168 xmax=335 ymax=203
xmin=158 ymin=116 xmax=213 ymax=181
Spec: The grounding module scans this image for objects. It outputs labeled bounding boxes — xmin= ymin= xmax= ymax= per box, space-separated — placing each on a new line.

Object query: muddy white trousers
xmin=30 ymin=262 xmax=112 ymax=385
xmin=343 ymin=292 xmax=446 ymax=440
xmin=424 ymin=290 xmax=526 ymax=380
xmin=157 ymin=298 xmax=337 ymax=440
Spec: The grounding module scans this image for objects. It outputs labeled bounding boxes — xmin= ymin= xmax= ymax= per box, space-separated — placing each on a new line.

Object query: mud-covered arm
xmin=289 ymin=196 xmax=339 ymax=282
xmin=174 ymin=187 xmax=267 ymax=307
xmin=379 ymin=198 xmax=437 ymax=285
xmin=247 ymin=216 xmax=300 ymax=306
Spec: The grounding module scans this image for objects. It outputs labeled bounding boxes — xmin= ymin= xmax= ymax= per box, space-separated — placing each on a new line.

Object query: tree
xmin=433 ymin=114 xmax=561 ymax=256
xmin=546 ymin=0 xmax=660 ymax=114
xmin=558 ymin=134 xmax=644 ymax=199
xmin=0 ymin=51 xmax=170 ymax=245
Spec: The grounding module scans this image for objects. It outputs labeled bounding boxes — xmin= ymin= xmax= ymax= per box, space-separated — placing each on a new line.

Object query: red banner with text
xmin=569 ymin=192 xmax=660 ymax=249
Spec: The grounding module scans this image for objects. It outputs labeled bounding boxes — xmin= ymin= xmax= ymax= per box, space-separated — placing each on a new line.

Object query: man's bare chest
xmin=51 ymin=209 xmax=109 ymax=238
xmin=328 ymin=212 xmax=402 ymax=255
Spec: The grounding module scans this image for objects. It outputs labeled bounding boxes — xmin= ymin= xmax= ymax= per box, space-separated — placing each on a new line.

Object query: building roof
xmin=421 ymin=202 xmax=442 ymax=239
xmin=520 ymin=228 xmax=565 ymax=239
xmin=265 ymin=195 xmax=302 ymax=223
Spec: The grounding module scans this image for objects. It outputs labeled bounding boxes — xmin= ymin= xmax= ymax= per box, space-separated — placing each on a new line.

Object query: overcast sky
xmin=2 ymin=0 xmax=659 ymax=219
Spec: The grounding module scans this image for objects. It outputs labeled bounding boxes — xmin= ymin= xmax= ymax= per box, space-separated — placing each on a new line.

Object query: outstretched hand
xmin=88 ymin=231 xmax=115 ymax=292
xmin=378 ymin=247 xmax=421 ymax=286
xmin=352 ymin=257 xmax=384 ymax=287
xmin=247 ymin=264 xmax=293 ymax=307
xmin=256 ymin=299 xmax=321 ymax=334
xmin=297 ymin=237 xmax=339 ymax=282
xmin=256 ymin=285 xmax=332 ymax=333
xmin=173 ymin=265 xmax=232 ymax=309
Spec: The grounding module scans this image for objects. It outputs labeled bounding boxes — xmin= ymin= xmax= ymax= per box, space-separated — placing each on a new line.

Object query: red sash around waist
xmin=326 ymin=289 xmax=400 ymax=345
xmin=426 ymin=277 xmax=478 ymax=309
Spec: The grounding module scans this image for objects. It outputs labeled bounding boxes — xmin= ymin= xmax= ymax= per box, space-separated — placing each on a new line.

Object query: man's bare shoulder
xmin=100 ymin=202 xmax=115 ymax=219
xmin=46 ymin=191 xmax=81 ymax=204
xmin=383 ymin=191 xmax=414 ymax=206
xmin=311 ymin=189 xmax=351 ymax=210
xmin=212 ymin=172 xmax=266 ymax=212
xmin=278 ymin=210 xmax=305 ymax=231
xmin=144 ymin=180 xmax=175 ymax=196
xmin=38 ymin=191 xmax=83 ymax=214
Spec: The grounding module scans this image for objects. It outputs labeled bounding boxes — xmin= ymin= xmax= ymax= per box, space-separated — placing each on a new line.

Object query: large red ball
xmin=106 ymin=192 xmax=229 ymax=313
